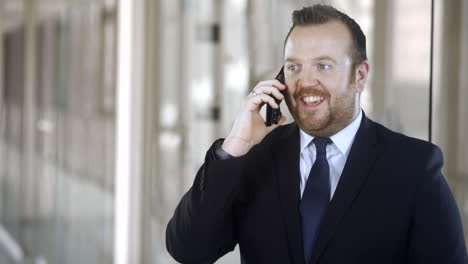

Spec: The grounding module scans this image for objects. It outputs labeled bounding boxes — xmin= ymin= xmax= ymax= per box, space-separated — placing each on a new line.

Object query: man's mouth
xmin=302 ymin=96 xmax=325 ymax=107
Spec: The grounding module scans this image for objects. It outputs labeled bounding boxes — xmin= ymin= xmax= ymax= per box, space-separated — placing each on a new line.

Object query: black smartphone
xmin=265 ymin=66 xmax=285 ymax=126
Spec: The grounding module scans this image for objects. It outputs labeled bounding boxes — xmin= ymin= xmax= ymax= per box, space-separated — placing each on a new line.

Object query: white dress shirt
xmin=299 ymin=110 xmax=363 ymax=200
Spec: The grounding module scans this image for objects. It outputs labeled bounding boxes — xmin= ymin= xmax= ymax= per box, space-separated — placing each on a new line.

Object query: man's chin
xmin=289 ymin=108 xmax=331 ymax=133
xmin=298 ymin=118 xmax=329 ymax=134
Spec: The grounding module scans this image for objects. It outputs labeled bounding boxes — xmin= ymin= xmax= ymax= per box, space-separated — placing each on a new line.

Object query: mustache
xmin=295 ymin=87 xmax=330 ymax=98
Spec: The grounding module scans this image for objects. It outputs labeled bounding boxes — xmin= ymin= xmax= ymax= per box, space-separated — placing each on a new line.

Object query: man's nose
xmin=298 ymin=67 xmax=320 ymax=87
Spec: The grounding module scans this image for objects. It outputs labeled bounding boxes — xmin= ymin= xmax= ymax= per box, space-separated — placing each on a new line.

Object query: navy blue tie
xmin=300 ymin=137 xmax=332 ymax=264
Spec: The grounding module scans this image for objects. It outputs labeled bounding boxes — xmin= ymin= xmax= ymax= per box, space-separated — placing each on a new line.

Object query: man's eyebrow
xmin=313 ymin=56 xmax=337 ymax=64
xmin=285 ymin=56 xmax=338 ymax=64
xmin=285 ymin=57 xmax=299 ymax=62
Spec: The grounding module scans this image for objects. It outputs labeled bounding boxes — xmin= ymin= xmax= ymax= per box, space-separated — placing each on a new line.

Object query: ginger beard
xmin=284 ymin=79 xmax=358 ymax=138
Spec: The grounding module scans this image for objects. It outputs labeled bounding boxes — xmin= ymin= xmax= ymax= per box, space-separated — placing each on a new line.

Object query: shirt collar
xmin=299 ymin=109 xmax=363 ymax=156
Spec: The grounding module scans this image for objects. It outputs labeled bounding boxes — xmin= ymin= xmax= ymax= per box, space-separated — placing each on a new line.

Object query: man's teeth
xmin=303 ymin=96 xmax=324 ymax=103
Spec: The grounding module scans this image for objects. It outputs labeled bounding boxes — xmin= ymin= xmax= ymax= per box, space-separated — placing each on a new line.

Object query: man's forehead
xmin=284 ymin=21 xmax=353 ymax=59
xmin=291 ymin=20 xmax=351 ymax=36
xmin=287 ymin=22 xmax=352 ymax=44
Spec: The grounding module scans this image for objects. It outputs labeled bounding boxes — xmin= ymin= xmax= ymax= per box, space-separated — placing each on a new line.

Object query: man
xmin=166 ymin=5 xmax=467 ymax=264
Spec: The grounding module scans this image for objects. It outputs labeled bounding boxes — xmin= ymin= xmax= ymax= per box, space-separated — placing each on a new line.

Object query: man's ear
xmin=354 ymin=60 xmax=369 ymax=93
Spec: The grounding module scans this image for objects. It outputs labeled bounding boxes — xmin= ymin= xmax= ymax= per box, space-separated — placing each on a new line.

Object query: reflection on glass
xmin=0 ymin=1 xmax=117 ymax=263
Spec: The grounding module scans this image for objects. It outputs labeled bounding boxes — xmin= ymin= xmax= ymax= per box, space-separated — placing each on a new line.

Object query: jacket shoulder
xmin=370 ymin=120 xmax=443 ymax=171
xmin=373 ymin=120 xmax=440 ymax=154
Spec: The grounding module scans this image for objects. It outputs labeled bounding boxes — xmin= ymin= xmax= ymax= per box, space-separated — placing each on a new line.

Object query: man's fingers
xmin=256 ymin=80 xmax=286 ymax=90
xmin=253 ymin=86 xmax=285 ymax=100
xmin=247 ymin=94 xmax=279 ymax=111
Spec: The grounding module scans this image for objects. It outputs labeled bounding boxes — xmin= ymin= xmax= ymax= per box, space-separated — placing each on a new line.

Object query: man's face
xmin=284 ymin=21 xmax=367 ymax=137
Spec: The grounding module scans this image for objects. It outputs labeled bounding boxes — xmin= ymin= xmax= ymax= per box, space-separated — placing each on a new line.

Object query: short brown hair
xmin=284 ymin=5 xmax=367 ymax=67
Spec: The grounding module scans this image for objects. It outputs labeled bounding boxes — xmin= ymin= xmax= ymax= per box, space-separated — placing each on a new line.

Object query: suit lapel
xmin=273 ymin=123 xmax=305 ymax=264
xmin=310 ymin=115 xmax=379 ymax=264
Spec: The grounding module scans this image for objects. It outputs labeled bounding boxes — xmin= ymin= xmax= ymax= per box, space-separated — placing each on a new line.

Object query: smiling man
xmin=166 ymin=5 xmax=467 ymax=264
xmin=283 ymin=20 xmax=366 ymax=138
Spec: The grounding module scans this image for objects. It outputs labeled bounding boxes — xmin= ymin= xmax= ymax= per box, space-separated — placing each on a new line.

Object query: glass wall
xmin=432 ymin=0 xmax=468 ymax=242
xmin=0 ymin=0 xmax=117 ymax=263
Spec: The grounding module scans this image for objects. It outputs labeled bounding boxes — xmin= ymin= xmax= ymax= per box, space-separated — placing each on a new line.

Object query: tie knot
xmin=313 ymin=137 xmax=332 ymax=156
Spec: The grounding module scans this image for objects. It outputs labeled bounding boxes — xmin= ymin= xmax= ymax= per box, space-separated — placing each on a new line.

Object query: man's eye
xmin=318 ymin=64 xmax=331 ymax=70
xmin=287 ymin=65 xmax=297 ymax=71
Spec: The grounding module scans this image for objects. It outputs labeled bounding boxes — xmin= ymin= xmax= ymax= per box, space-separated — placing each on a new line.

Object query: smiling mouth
xmin=302 ymin=96 xmax=325 ymax=107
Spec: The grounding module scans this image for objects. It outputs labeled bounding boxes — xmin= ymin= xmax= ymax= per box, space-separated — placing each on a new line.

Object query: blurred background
xmin=0 ymin=0 xmax=467 ymax=263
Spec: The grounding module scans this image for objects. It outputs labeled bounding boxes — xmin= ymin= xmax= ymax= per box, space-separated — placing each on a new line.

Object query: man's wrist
xmin=221 ymin=137 xmax=252 ymax=157
xmin=213 ymin=139 xmax=235 ymax=160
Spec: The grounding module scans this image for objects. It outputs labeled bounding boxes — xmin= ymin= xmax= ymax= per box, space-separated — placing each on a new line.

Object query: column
xmin=114 ymin=0 xmax=146 ymax=263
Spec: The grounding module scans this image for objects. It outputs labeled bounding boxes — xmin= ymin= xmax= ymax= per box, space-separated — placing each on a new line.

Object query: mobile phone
xmin=265 ymin=66 xmax=285 ymax=126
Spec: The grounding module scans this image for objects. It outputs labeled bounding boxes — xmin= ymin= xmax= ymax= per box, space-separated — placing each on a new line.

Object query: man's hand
xmin=222 ymin=80 xmax=287 ymax=157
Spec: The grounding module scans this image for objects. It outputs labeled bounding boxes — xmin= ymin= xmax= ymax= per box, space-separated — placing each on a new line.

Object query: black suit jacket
xmin=166 ymin=115 xmax=467 ymax=264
